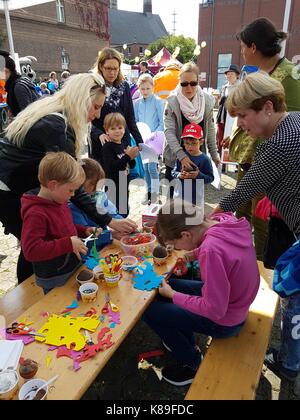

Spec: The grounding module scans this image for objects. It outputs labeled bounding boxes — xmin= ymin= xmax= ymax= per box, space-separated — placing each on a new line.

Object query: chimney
xmin=143 ymin=0 xmax=152 ymax=14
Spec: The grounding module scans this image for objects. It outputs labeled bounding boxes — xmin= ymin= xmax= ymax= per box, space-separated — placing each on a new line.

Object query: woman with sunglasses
xmin=163 ymin=62 xmax=220 ymax=193
xmin=89 ymin=48 xmax=143 ymax=166
xmin=0 ymin=73 xmax=137 ymax=284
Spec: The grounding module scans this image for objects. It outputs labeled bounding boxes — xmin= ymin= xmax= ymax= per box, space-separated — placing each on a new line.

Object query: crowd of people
xmin=0 ymin=16 xmax=299 ymax=388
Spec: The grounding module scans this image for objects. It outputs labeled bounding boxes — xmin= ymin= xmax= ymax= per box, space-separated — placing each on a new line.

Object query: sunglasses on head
xmin=180 ymin=81 xmax=198 ymax=87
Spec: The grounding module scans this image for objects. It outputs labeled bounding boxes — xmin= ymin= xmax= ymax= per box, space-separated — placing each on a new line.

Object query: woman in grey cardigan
xmin=163 ymin=62 xmax=220 ymax=189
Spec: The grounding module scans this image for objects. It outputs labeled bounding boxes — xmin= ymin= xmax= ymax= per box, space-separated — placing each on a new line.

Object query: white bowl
xmin=79 ymin=282 xmax=98 ymax=303
xmin=121 ymin=256 xmax=138 ymax=271
xmin=76 ymin=269 xmax=94 ymax=285
xmin=19 ymin=378 xmax=48 ymax=400
xmin=0 ymin=370 xmax=19 ymax=400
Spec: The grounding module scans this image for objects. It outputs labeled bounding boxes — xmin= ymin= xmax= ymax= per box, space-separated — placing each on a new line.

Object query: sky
xmin=117 ymin=0 xmax=200 ymax=42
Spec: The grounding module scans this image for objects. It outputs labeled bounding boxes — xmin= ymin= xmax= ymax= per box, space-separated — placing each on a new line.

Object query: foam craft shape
xmin=35 ymin=315 xmax=100 ymax=351
xmin=85 ymin=256 xmax=99 ymax=270
xmin=66 ymin=300 xmax=79 ymax=310
xmin=108 ymin=307 xmax=120 ymax=325
xmin=133 ymin=261 xmax=164 ymax=291
xmin=46 ymin=356 xmax=52 ymax=368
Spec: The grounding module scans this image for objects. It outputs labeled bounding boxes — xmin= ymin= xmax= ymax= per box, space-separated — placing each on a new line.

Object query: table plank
xmin=2 ymin=242 xmax=181 ymax=400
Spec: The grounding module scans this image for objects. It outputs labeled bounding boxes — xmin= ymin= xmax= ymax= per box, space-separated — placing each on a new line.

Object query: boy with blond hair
xmin=102 ymin=112 xmax=139 ymax=216
xmin=21 ymin=152 xmax=101 ymax=294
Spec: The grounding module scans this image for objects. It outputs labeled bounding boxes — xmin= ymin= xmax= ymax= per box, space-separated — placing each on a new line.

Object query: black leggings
xmin=0 ymin=191 xmax=33 ymax=283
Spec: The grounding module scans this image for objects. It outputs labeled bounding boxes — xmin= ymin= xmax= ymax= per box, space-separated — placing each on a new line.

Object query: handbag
xmin=128 ymin=135 xmax=145 ymax=181
xmin=263 ymin=216 xmax=296 ymax=270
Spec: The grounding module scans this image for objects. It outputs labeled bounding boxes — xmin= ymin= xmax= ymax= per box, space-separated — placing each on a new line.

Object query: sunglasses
xmin=180 ymin=81 xmax=198 ymax=87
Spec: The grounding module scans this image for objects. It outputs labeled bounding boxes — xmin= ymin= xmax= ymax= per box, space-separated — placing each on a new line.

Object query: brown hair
xmin=103 ymin=112 xmax=126 ymax=132
xmin=95 ymin=47 xmax=124 ymax=86
xmin=80 ymin=158 xmax=105 ymax=184
xmin=38 ymin=152 xmax=85 ymax=187
xmin=156 ymin=199 xmax=204 ymax=245
xmin=226 ymin=72 xmax=287 ymax=116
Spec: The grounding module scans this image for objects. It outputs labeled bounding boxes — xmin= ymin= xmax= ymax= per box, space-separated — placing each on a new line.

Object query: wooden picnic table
xmin=0 ymin=241 xmax=181 ymax=400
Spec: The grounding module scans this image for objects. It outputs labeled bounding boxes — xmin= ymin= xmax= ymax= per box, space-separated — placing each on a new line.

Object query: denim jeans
xmin=279 ymin=292 xmax=300 ymax=372
xmin=143 ymin=162 xmax=159 ymax=194
xmin=143 ymin=278 xmax=244 ymax=370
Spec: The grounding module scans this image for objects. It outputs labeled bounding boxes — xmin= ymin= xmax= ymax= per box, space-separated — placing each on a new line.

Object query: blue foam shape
xmin=85 ymin=256 xmax=99 ymax=270
xmin=67 ymin=300 xmax=79 ymax=309
xmin=132 ymin=261 xmax=164 ymax=291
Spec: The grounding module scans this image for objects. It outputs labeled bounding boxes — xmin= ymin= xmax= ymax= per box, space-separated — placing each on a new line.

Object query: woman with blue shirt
xmin=134 ymin=74 xmax=164 ymax=204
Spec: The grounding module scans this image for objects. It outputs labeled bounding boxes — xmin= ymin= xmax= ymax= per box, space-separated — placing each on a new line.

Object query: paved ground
xmin=1 ymin=169 xmax=299 ymax=399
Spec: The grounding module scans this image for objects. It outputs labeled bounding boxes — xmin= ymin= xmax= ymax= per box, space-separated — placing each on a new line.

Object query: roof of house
xmin=109 ymin=9 xmax=168 ymax=45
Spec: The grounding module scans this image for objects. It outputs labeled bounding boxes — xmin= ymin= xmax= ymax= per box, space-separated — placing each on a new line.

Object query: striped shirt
xmin=220 ymin=113 xmax=300 ymax=235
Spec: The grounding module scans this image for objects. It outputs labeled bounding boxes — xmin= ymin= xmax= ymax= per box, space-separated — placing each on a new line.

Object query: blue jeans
xmin=143 ymin=278 xmax=244 ymax=370
xmin=279 ymin=292 xmax=300 ymax=371
xmin=143 ymin=162 xmax=159 ymax=194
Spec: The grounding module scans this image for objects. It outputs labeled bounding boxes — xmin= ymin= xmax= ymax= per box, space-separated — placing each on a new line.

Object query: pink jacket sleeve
xmin=173 ymin=249 xmax=230 ymax=321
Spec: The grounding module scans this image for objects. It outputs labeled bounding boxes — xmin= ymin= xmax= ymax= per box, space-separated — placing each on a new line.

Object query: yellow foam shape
xmin=35 ymin=315 xmax=100 ymax=351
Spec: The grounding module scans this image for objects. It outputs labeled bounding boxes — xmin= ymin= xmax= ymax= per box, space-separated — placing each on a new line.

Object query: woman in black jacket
xmin=0 ymin=72 xmax=137 ymax=283
xmin=89 ymin=48 xmax=143 ymax=166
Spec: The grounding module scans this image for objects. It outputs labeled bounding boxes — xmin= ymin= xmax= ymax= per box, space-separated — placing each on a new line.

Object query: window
xmin=139 ymin=46 xmax=144 ymax=56
xmin=128 ymin=47 xmax=132 ymax=57
xmin=61 ymin=48 xmax=69 ymax=70
xmin=217 ymin=53 xmax=232 ymax=89
xmin=56 ymin=0 xmax=65 ymax=23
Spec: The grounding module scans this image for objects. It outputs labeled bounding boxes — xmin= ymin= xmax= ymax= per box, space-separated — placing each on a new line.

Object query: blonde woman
xmin=0 ymin=72 xmax=137 ymax=283
xmin=163 ymin=62 xmax=220 ymax=196
xmin=90 ymin=47 xmax=143 ymax=166
xmin=212 ymin=72 xmax=300 ymax=382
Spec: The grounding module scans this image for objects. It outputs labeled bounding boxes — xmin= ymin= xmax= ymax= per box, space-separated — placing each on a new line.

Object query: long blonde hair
xmin=5 ymin=73 xmax=106 ymax=157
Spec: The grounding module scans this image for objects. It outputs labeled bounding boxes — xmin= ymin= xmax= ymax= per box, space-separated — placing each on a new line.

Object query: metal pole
xmin=3 ymin=0 xmax=15 ymax=56
xmin=281 ymin=0 xmax=292 ymax=57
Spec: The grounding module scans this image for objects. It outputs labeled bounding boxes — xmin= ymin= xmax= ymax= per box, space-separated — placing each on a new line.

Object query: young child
xmin=134 ymin=74 xmax=164 ymax=204
xmin=21 ymin=152 xmax=101 ymax=294
xmin=102 ymin=112 xmax=139 ymax=217
xmin=69 ymin=158 xmax=123 ymax=249
xmin=143 ymin=199 xmax=260 ymax=386
xmin=172 ymin=123 xmax=214 ymax=206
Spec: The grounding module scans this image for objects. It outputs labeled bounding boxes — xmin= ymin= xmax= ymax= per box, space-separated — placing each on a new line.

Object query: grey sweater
xmin=163 ymin=92 xmax=218 ymax=168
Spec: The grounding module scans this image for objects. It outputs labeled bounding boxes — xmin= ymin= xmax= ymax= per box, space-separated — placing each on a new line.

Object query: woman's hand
xmin=159 ymin=279 xmax=175 ymax=299
xmin=71 ymin=236 xmax=88 ymax=260
xmin=99 ymin=134 xmax=110 ymax=145
xmin=125 ymin=146 xmax=139 ymax=159
xmin=108 ymin=218 xmax=138 ymax=235
xmin=85 ymin=227 xmax=102 ymax=237
xmin=180 ymin=157 xmax=196 ymax=172
xmin=213 ymin=157 xmax=221 ymax=166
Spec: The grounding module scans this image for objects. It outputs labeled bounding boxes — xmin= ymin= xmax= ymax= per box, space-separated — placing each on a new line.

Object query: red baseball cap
xmin=181 ymin=123 xmax=203 ymax=140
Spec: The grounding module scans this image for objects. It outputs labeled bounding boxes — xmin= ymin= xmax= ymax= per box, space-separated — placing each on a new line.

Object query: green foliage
xmin=147 ymin=35 xmax=196 ymax=64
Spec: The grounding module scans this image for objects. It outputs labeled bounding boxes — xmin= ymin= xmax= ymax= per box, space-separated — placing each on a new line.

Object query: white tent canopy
xmin=0 ymin=0 xmax=54 ymax=55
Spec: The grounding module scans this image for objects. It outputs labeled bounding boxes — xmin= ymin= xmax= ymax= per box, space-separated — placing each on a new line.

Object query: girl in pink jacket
xmin=143 ymin=199 xmax=260 ymax=386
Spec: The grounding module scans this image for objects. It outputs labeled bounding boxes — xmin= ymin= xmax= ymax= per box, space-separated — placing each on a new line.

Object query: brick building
xmin=197 ymin=0 xmax=300 ymax=88
xmin=0 ymin=0 xmax=110 ymax=79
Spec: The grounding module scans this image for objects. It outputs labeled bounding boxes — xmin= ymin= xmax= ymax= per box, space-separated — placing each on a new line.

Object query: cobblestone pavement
xmin=1 ymin=170 xmax=299 ymax=399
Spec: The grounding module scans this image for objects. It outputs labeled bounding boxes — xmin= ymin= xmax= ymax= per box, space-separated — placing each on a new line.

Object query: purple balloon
xmin=145 ymin=131 xmax=165 ymax=156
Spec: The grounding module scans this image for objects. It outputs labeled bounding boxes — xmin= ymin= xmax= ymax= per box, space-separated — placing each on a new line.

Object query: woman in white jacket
xmin=163 ymin=63 xmax=220 ymax=195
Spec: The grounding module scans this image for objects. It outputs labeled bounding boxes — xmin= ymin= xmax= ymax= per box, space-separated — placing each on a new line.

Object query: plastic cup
xmin=104 ymin=272 xmax=121 ymax=288
xmin=0 ymin=370 xmax=19 ymax=400
xmin=18 ymin=378 xmax=48 ymax=400
xmin=79 ymin=282 xmax=98 ymax=303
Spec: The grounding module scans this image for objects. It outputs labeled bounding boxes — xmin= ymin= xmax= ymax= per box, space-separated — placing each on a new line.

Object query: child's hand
xmin=71 ymin=236 xmax=88 ymax=260
xmin=125 ymin=146 xmax=139 ymax=159
xmin=187 ymin=169 xmax=200 ymax=179
xmin=85 ymin=227 xmax=103 ymax=238
xmin=159 ymin=279 xmax=175 ymax=299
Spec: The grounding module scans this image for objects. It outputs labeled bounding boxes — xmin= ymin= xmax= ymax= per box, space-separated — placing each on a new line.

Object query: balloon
xmin=47 ymin=82 xmax=55 ymax=92
xmin=136 ymin=122 xmax=152 ymax=142
xmin=145 ymin=131 xmax=165 ymax=156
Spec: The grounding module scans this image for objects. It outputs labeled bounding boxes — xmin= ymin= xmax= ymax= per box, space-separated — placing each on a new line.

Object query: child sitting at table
xmin=21 ymin=152 xmax=101 ymax=294
xmin=143 ymin=199 xmax=260 ymax=386
xmin=69 ymin=158 xmax=123 ymax=249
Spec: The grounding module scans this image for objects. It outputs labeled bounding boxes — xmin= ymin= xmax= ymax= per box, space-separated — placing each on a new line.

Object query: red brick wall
xmin=0 ymin=0 xmax=109 ymax=79
xmin=197 ymin=0 xmax=300 ymax=88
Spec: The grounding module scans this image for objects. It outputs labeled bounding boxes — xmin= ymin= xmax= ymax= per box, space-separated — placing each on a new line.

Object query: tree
xmin=147 ymin=35 xmax=196 ymax=64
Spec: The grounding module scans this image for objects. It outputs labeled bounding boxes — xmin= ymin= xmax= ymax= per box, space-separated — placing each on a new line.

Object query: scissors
xmin=99 ymin=259 xmax=111 ymax=274
xmin=6 ymin=322 xmax=45 ymax=338
xmin=105 ymin=293 xmax=119 ymax=312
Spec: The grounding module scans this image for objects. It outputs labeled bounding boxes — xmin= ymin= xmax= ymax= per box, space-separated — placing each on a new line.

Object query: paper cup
xmin=121 ymin=256 xmax=138 ymax=272
xmin=0 ymin=370 xmax=19 ymax=400
xmin=18 ymin=378 xmax=48 ymax=400
xmin=153 ymin=255 xmax=168 ymax=266
xmin=76 ymin=269 xmax=94 ymax=285
xmin=79 ymin=282 xmax=98 ymax=303
xmin=104 ymin=273 xmax=121 ymax=288
xmin=93 ymin=265 xmax=104 ymax=280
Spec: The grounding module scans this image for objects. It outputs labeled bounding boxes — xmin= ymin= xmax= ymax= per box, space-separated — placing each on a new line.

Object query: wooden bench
xmin=185 ymin=261 xmax=279 ymax=400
